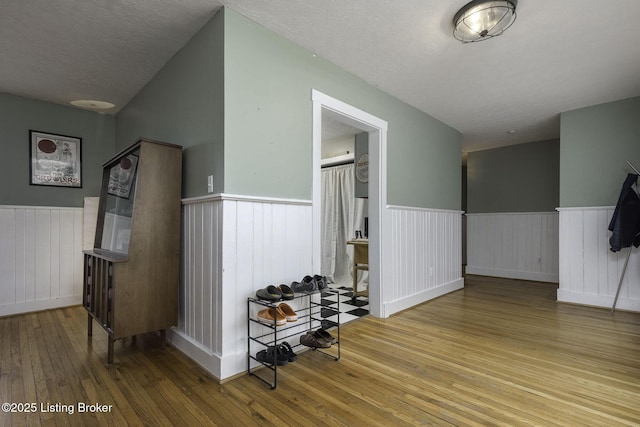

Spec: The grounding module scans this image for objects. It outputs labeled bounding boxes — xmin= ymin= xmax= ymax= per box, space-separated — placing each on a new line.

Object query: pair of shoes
xmin=290 ymin=275 xmax=328 ymax=293
xmin=256 ymin=345 xmax=290 ymax=366
xmin=257 ymin=303 xmax=298 ymax=326
xmin=255 ymin=284 xmax=294 ymax=301
xmin=299 ymin=329 xmax=335 ymax=349
xmin=291 ymin=276 xmax=316 ymax=293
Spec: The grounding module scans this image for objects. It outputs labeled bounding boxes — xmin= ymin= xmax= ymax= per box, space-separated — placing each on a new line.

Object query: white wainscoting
xmin=386 ymin=206 xmax=464 ymax=315
xmin=174 ymin=198 xmax=466 ymax=380
xmin=466 ymin=212 xmax=559 ymax=283
xmin=0 ymin=205 xmax=84 ymax=317
xmin=557 ymin=207 xmax=640 ymax=312
xmin=170 ymin=194 xmax=313 ymax=380
xmin=169 ymin=196 xmax=224 ymax=375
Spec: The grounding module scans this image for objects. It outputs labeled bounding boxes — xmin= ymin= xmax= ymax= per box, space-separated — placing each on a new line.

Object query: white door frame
xmin=311 ymin=89 xmax=389 ymax=318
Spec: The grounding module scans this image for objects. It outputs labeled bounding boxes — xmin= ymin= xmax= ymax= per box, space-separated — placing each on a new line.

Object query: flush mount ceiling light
xmin=70 ymin=100 xmax=115 ymax=110
xmin=453 ymin=0 xmax=518 ymax=43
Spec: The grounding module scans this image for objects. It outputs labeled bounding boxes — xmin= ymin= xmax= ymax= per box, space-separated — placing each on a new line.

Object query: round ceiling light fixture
xmin=453 ymin=0 xmax=518 ymax=43
xmin=70 ymin=100 xmax=115 ymax=110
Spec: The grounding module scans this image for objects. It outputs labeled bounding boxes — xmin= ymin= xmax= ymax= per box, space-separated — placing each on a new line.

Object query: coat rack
xmin=611 ymin=160 xmax=640 ymax=313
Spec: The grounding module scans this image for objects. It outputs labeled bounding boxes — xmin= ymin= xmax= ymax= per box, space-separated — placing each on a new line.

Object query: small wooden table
xmin=346 ymin=239 xmax=368 ymax=301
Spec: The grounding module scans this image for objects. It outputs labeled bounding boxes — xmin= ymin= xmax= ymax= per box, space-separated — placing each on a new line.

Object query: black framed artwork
xmin=29 ymin=130 xmax=82 ymax=188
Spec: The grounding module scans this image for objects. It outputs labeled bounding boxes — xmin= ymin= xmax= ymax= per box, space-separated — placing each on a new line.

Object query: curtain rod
xmin=321 ymin=160 xmax=354 ymax=169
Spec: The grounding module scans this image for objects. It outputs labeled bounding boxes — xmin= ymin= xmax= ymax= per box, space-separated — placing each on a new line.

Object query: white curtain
xmin=321 ymin=163 xmax=367 ymax=288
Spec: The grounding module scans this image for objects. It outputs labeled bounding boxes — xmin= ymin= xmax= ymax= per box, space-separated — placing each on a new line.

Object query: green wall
xmin=467 ymin=139 xmax=560 ymax=213
xmin=560 ymin=96 xmax=640 ymax=207
xmin=223 ymin=9 xmax=461 ymax=209
xmin=0 ymin=92 xmax=115 ymax=207
xmin=115 ymin=7 xmax=461 ymax=209
xmin=116 ymin=10 xmax=225 ymax=198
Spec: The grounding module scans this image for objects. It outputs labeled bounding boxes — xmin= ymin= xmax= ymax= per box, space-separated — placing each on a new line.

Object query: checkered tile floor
xmin=319 ymin=287 xmax=369 ymax=328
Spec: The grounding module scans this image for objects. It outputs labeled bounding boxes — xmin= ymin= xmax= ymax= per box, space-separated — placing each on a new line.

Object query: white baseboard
xmin=168 ymin=329 xmax=221 ymax=381
xmin=0 ymin=296 xmax=81 ymax=317
xmin=465 ymin=266 xmax=559 ymax=283
xmin=384 ymin=278 xmax=464 ymax=315
xmin=220 ymin=350 xmax=252 ymax=380
xmin=557 ymin=289 xmax=640 ymax=312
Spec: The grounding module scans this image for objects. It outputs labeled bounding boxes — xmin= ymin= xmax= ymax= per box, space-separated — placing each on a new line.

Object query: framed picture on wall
xmin=29 ymin=130 xmax=82 ymax=188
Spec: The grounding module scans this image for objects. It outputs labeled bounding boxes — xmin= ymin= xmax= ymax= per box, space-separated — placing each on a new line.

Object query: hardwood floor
xmin=1 ymin=275 xmax=639 ymax=426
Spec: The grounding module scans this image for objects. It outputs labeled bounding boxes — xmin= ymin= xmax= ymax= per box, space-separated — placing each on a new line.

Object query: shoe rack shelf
xmin=247 ymin=291 xmax=340 ymax=389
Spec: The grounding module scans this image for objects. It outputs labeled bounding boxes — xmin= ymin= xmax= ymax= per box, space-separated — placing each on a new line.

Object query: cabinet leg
xmin=87 ymin=313 xmax=92 ymax=337
xmin=160 ymin=329 xmax=166 ymax=350
xmin=107 ymin=336 xmax=114 ymax=364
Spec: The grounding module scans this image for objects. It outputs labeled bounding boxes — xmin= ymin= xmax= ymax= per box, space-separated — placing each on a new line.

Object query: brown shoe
xmin=277 ymin=303 xmax=298 ymax=322
xmin=314 ymin=328 xmax=336 ymax=345
xmin=257 ymin=307 xmax=286 ymax=326
xmin=300 ymin=331 xmax=331 ymax=348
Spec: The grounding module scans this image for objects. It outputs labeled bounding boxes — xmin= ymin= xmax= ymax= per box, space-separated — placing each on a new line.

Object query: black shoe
xmin=291 ymin=278 xmax=316 ymax=293
xmin=313 ymin=275 xmax=328 ymax=290
xmin=256 ymin=349 xmax=280 ymax=365
xmin=278 ymin=341 xmax=298 ymax=362
xmin=255 ymin=285 xmax=282 ymax=302
xmin=270 ymin=345 xmax=290 ymax=365
xmin=278 ymin=284 xmax=294 ymax=300
xmin=256 ymin=346 xmax=288 ymax=366
xmin=302 ymin=275 xmax=318 ymax=292
xmin=290 ymin=281 xmax=304 ymax=292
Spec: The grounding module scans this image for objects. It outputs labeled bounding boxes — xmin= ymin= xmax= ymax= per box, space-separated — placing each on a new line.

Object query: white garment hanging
xmin=321 ymin=163 xmax=367 ymax=288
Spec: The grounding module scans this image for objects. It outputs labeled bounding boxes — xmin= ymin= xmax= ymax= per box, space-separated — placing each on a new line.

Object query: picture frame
xmin=29 ymin=130 xmax=82 ymax=188
xmin=107 ymin=154 xmax=139 ymax=198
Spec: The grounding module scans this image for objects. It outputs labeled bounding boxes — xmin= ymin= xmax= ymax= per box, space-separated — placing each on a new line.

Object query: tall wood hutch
xmin=83 ymin=138 xmax=182 ymax=363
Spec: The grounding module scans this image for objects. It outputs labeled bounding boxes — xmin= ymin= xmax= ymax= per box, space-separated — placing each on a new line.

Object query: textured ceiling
xmin=1 ymin=0 xmax=639 ymax=152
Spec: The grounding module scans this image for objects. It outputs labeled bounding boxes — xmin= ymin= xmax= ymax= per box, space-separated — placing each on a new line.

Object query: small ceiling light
xmin=70 ymin=100 xmax=115 ymax=110
xmin=453 ymin=0 xmax=518 ymax=43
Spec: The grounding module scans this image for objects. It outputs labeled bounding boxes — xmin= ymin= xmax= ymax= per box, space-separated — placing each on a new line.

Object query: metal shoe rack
xmin=247 ymin=290 xmax=340 ymax=389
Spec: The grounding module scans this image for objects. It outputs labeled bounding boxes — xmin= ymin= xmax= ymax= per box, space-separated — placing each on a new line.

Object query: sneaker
xmin=257 ymin=307 xmax=286 ymax=326
xmin=255 ymin=285 xmax=282 ymax=302
xmin=300 ymin=331 xmax=332 ymax=348
xmin=301 ymin=275 xmax=318 ymax=291
xmin=291 ymin=278 xmax=316 ymax=293
xmin=313 ymin=275 xmax=328 ymax=291
xmin=277 ymin=303 xmax=298 ymax=322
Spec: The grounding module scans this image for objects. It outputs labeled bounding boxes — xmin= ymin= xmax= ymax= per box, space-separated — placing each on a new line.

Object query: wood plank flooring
xmin=1 ymin=275 xmax=639 ymax=426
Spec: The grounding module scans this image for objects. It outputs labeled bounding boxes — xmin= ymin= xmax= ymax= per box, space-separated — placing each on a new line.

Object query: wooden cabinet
xmin=83 ymin=138 xmax=182 ymax=363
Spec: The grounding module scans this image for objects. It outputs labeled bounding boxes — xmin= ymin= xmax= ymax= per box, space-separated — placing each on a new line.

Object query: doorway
xmin=311 ymin=90 xmax=389 ymax=318
xmin=320 ymin=123 xmax=369 ymax=324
